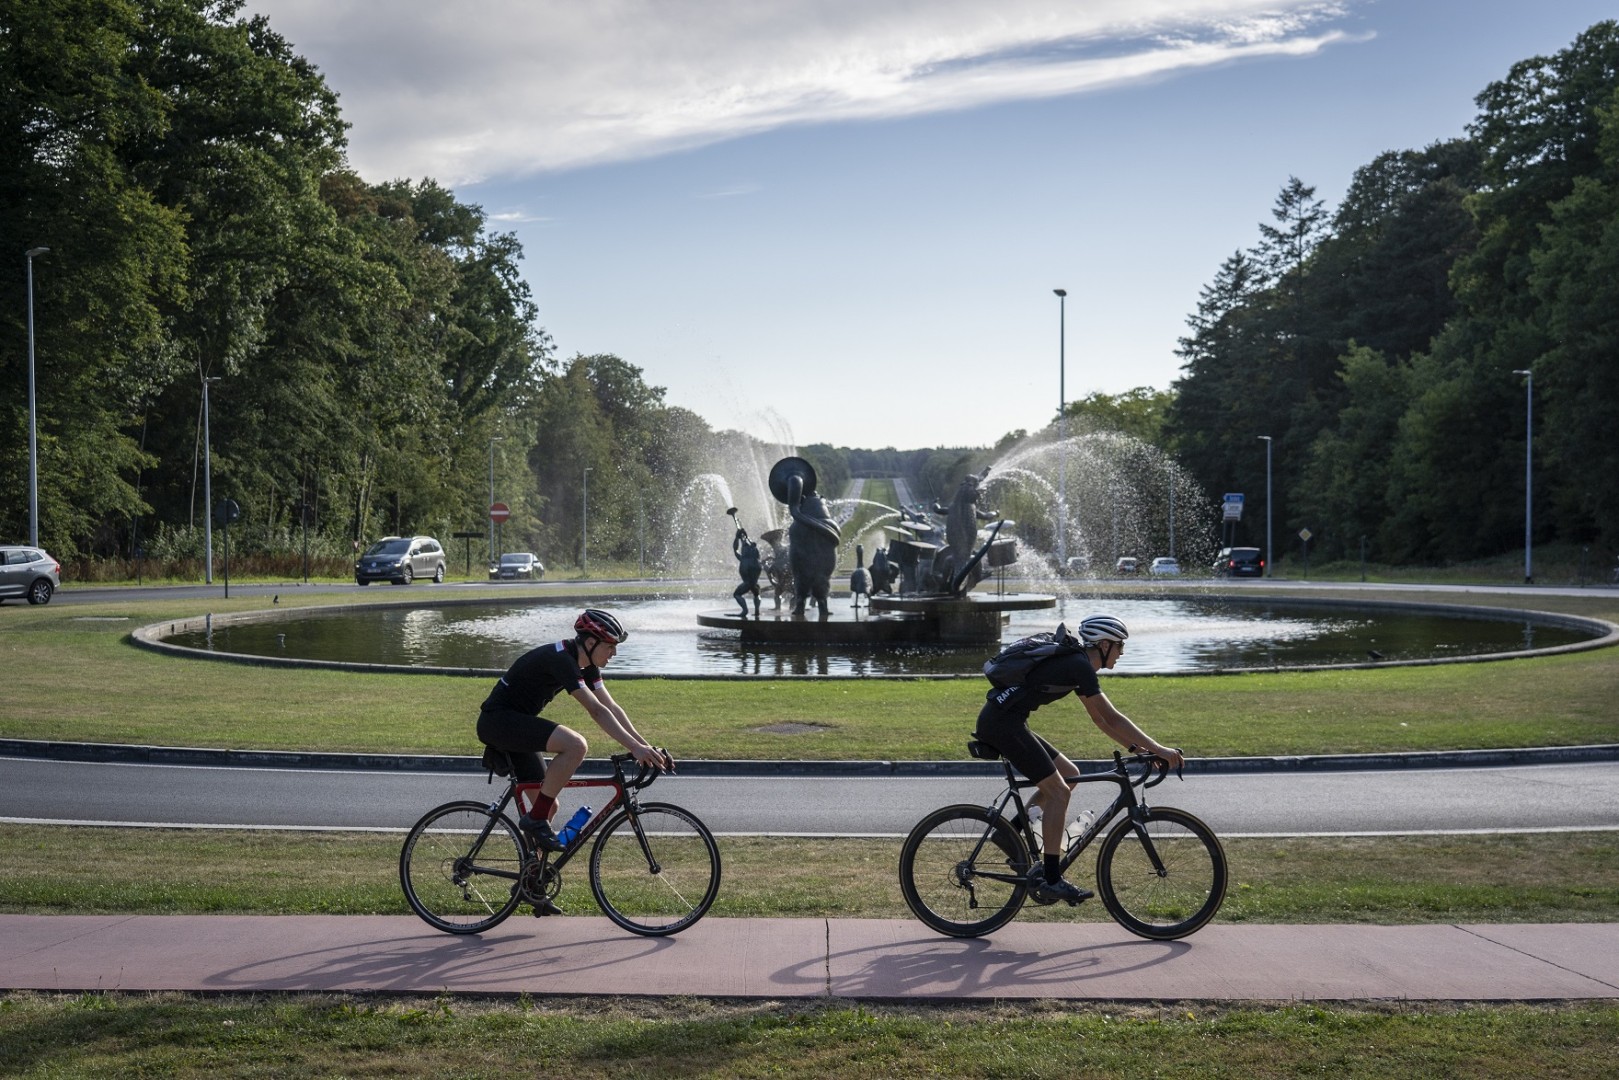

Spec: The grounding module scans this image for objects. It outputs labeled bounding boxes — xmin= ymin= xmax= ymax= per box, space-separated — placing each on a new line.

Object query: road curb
xmin=3 ymin=738 xmax=1616 ymax=776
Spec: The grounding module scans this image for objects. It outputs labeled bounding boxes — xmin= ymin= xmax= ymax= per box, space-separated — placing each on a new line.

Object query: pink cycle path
xmin=2 ymin=916 xmax=1616 ymax=1000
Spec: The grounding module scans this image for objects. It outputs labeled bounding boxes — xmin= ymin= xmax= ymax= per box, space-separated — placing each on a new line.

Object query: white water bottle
xmin=1063 ymin=808 xmax=1095 ymax=849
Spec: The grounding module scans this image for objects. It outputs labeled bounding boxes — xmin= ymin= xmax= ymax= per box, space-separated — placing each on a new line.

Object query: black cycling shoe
xmin=1031 ymin=876 xmax=1093 ymax=906
xmin=519 ymin=815 xmax=565 ymax=853
xmin=531 ymin=897 xmax=562 ymax=917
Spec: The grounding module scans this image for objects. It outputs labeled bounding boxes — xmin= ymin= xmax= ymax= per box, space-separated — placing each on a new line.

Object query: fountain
xmin=695 ymin=456 xmax=1056 ymax=645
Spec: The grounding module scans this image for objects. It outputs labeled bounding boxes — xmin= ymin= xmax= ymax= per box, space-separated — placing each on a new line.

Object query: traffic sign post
xmin=488 ymin=503 xmax=510 ymax=567
xmin=1221 ymin=493 xmax=1244 ymax=548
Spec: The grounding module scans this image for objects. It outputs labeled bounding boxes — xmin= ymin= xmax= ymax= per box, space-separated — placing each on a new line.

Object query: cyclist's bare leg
xmin=1027 ymin=751 xmax=1081 ymax=852
xmin=535 ymin=725 xmax=588 ymax=809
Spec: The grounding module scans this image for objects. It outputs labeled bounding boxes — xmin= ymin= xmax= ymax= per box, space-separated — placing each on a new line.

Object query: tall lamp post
xmin=1512 ymin=369 xmax=1533 ymax=584
xmin=582 ymin=466 xmax=593 ymax=576
xmin=487 ymin=435 xmax=503 ymax=563
xmin=25 ymin=247 xmax=49 ymax=547
xmin=1258 ymin=435 xmax=1273 ymax=578
xmin=202 ymin=374 xmax=220 ymax=583
xmin=1053 ymin=288 xmax=1067 ymax=567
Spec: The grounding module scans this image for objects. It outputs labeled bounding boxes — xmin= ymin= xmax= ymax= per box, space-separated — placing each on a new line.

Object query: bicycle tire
xmin=400 ymin=800 xmax=526 ymax=934
xmin=1094 ymin=805 xmax=1227 ymax=940
xmin=588 ymin=802 xmax=721 ymax=936
xmin=899 ymin=804 xmax=1031 ymax=938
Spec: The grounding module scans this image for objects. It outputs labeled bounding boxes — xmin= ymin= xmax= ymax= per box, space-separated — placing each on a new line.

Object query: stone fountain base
xmin=696 ymin=592 xmax=1055 ymax=647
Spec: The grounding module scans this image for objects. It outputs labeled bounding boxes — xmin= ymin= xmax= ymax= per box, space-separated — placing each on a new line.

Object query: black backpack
xmin=982 ymin=623 xmax=1084 ymax=689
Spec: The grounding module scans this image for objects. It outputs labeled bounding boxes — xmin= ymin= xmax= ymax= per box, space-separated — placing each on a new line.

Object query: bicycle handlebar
xmin=1116 ymin=749 xmax=1179 ymax=788
xmin=608 ymin=748 xmax=674 ymax=789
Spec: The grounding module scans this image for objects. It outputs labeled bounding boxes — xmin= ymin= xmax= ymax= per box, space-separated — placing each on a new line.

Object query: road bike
xmin=899 ymin=744 xmax=1227 ymax=940
xmin=400 ymin=750 xmax=721 ymax=937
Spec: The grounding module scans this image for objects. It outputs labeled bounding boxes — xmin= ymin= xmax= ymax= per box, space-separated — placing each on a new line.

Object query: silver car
xmin=0 ymin=545 xmax=61 ymax=605
xmin=354 ymin=535 xmax=447 ymax=585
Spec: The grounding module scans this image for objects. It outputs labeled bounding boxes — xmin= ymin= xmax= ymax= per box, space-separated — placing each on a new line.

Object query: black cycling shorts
xmin=477 ymin=707 xmax=561 ymax=784
xmin=974 ymin=702 xmax=1060 ymax=783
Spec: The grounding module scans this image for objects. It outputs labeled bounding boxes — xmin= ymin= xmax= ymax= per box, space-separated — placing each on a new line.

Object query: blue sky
xmin=247 ymin=1 xmax=1614 ymax=451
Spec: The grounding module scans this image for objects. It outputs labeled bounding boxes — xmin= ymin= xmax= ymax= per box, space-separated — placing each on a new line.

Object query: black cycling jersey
xmin=975 ymin=651 xmax=1102 ymax=783
xmin=979 ymin=651 xmax=1102 ymax=723
xmin=482 ymin=640 xmax=602 ymax=716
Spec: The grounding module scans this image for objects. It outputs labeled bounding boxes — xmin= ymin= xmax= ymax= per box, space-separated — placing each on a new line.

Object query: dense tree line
xmin=10 ymin=6 xmax=1616 ymax=578
xmin=1164 ymin=21 xmax=1619 ymax=566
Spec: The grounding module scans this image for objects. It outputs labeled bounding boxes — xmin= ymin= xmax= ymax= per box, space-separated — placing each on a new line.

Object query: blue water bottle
xmin=556 ymin=806 xmax=591 ymax=846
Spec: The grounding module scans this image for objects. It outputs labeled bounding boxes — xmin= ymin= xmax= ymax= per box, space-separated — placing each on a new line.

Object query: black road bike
xmin=400 ymin=750 xmax=720 ymax=937
xmin=899 ymin=744 xmax=1227 ymax=940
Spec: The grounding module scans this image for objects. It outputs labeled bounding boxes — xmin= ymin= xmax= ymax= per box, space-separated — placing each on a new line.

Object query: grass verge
xmin=1 ymin=994 xmax=1616 ymax=1079
xmin=3 ymin=827 xmax=1615 ymax=924
xmin=2 ymin=586 xmax=1617 ymax=758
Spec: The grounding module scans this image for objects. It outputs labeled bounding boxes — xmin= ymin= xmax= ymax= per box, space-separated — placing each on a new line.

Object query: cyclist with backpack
xmin=477 ymin=609 xmax=673 ymax=855
xmin=975 ymin=614 xmax=1183 ymax=905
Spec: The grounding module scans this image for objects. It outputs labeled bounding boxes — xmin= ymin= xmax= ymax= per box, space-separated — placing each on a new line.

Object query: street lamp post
xmin=1053 ymin=288 xmax=1067 ymax=567
xmin=1512 ymin=369 xmax=1533 ymax=584
xmin=582 ymin=466 xmax=593 ymax=576
xmin=202 ymin=374 xmax=220 ymax=583
xmin=487 ymin=435 xmax=503 ymax=564
xmin=25 ymin=247 xmax=49 ymax=547
xmin=1258 ymin=435 xmax=1273 ymax=578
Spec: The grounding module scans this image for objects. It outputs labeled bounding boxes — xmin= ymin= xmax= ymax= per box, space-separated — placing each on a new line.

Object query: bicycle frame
xmin=978 ymin=751 xmax=1171 ymax=887
xmin=477 ymin=754 xmax=660 ymax=883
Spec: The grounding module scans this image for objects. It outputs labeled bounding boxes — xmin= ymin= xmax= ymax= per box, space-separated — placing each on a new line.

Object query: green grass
xmin=3 ymin=827 xmax=1615 ymax=925
xmin=3 ymin=584 xmax=1617 ymax=758
xmin=2 ymin=994 xmax=1616 ymax=1079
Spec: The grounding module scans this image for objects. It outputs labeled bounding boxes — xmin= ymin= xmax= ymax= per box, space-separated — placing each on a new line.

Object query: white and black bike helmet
xmin=1077 ymin=614 xmax=1129 ymax=647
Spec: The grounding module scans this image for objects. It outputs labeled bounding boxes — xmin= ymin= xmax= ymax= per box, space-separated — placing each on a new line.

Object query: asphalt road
xmin=4 ymin=756 xmax=1616 ymax=837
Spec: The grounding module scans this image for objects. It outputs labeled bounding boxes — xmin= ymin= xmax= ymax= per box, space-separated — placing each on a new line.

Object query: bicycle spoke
xmin=899 ymin=805 xmax=1029 ymax=938
xmin=1096 ymin=807 xmax=1227 ymax=940
xmin=400 ymin=803 xmax=526 ymax=934
xmin=589 ymin=803 xmax=721 ymax=936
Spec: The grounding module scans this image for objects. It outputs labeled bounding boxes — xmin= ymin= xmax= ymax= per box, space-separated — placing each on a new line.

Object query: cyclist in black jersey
xmin=478 ymin=608 xmax=672 ymax=853
xmin=974 ymin=614 xmax=1183 ymax=906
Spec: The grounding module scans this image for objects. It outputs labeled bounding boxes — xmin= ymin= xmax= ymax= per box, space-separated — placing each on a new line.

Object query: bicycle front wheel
xmin=1095 ymin=806 xmax=1227 ymax=940
xmin=400 ymin=800 xmax=525 ymax=934
xmin=589 ymin=802 xmax=721 ymax=936
xmin=899 ymin=804 xmax=1031 ymax=938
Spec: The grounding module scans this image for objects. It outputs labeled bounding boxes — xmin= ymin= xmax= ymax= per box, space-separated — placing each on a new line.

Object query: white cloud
xmin=246 ymin=0 xmax=1358 ymax=185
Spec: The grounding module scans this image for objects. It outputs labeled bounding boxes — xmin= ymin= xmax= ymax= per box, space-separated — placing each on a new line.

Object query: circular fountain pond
xmin=148 ymin=593 xmax=1611 ymax=678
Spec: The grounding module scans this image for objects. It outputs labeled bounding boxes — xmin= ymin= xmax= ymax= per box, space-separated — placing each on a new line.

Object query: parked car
xmin=489 ymin=552 xmax=545 ymax=581
xmin=1213 ymin=546 xmax=1264 ymax=577
xmin=355 ymin=535 xmax=446 ymax=585
xmin=1062 ymin=555 xmax=1091 ymax=576
xmin=1149 ymin=557 xmax=1181 ymax=576
xmin=0 ymin=545 xmax=61 ymax=605
xmin=1114 ymin=556 xmax=1140 ymax=575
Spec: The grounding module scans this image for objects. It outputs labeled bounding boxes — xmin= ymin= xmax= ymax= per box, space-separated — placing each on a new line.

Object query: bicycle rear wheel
xmin=400 ymin=800 xmax=525 ymax=934
xmin=899 ymin=804 xmax=1031 ymax=938
xmin=1095 ymin=806 xmax=1227 ymax=940
xmin=589 ymin=802 xmax=721 ymax=936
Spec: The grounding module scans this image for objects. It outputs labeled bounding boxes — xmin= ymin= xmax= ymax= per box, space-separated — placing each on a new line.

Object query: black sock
xmin=1043 ymin=854 xmax=1060 ymax=881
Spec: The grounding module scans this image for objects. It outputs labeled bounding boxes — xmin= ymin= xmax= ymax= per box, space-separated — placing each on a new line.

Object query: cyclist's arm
xmin=569 ymin=685 xmax=668 ymax=768
xmin=1080 ymin=690 xmax=1183 ymax=768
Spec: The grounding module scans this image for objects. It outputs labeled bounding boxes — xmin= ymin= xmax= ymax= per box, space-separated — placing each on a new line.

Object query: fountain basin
xmin=697 ymin=592 xmax=1055 ymax=646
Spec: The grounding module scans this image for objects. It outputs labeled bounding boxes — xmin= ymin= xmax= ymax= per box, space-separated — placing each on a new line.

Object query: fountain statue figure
xmin=769 ymin=457 xmax=841 ymax=619
xmin=927 ymin=466 xmax=1008 ymax=596
xmin=726 ymin=507 xmax=762 ymax=618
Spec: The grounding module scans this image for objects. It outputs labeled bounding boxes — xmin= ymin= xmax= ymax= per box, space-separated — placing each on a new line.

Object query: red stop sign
xmin=489 ymin=502 xmax=511 ymax=523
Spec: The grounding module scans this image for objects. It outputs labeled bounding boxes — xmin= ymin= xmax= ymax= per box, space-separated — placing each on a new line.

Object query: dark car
xmin=355 ymin=535 xmax=446 ymax=585
xmin=1213 ymin=546 xmax=1264 ymax=577
xmin=0 ymin=545 xmax=61 ymax=605
xmin=489 ymin=552 xmax=544 ymax=581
